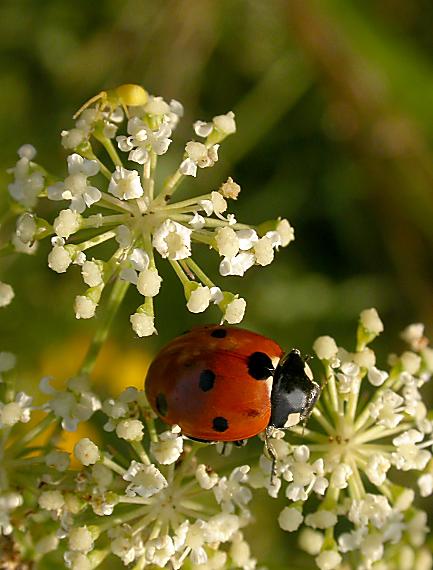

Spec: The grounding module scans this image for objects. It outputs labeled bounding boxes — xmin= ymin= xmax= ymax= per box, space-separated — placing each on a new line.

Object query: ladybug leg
xmin=234 ymin=439 xmax=248 ymax=447
xmin=264 ymin=427 xmax=278 ymax=484
xmin=216 ymin=442 xmax=233 ymax=456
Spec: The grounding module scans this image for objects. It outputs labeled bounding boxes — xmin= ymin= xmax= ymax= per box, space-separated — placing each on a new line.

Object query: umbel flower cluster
xmin=4 ymin=84 xmax=294 ymax=335
xmin=1 ymin=311 xmax=433 ymax=569
xmin=2 ymin=86 xmax=433 ymax=570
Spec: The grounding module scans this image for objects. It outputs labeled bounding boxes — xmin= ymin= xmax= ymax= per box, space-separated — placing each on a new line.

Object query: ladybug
xmin=145 ymin=325 xmax=321 ymax=447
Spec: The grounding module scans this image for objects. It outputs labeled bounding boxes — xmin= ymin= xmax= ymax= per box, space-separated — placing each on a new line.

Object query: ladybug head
xmin=269 ymin=349 xmax=321 ymax=429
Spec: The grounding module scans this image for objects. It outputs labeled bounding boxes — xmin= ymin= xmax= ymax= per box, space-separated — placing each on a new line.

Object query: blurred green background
xmin=1 ymin=0 xmax=433 ymax=567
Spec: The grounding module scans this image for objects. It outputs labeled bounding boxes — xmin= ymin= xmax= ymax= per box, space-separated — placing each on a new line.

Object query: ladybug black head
xmin=268 ymin=348 xmax=320 ymax=429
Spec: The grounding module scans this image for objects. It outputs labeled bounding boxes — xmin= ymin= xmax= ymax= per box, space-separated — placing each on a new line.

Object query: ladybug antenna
xmin=264 ymin=427 xmax=278 ymax=485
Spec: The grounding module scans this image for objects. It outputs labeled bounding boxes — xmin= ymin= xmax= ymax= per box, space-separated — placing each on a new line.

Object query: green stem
xmin=170 ymin=212 xmax=252 ymax=230
xmin=154 ymin=169 xmax=183 ymax=205
xmin=76 ymin=230 xmax=116 ymax=251
xmin=98 ymin=136 xmax=123 ymax=167
xmin=169 ymin=260 xmax=191 ymax=288
xmin=7 ymin=414 xmax=56 ymax=452
xmin=78 ymin=277 xmax=130 ymax=375
xmin=153 ymin=193 xmax=212 ymax=212
xmin=185 ymin=257 xmax=215 ymax=288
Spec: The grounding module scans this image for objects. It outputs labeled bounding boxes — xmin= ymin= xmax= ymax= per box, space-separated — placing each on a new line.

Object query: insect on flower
xmin=73 ymin=83 xmax=149 ymax=119
xmin=145 ymin=324 xmax=321 ymax=468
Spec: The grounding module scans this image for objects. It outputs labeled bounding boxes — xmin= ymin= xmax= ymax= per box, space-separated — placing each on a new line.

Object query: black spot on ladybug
xmin=247 ymin=351 xmax=274 ymax=380
xmin=199 ymin=369 xmax=216 ymax=391
xmin=212 ymin=416 xmax=229 ymax=432
xmin=156 ymin=393 xmax=168 ymax=416
xmin=211 ymin=328 xmax=227 ymax=338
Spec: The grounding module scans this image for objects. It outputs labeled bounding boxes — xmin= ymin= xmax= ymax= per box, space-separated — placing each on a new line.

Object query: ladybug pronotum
xmin=145 ymin=325 xmax=321 ymax=451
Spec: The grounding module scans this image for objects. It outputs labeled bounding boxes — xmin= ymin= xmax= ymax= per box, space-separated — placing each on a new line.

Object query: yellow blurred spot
xmin=32 ymin=336 xmax=153 ymax=461
xmin=39 ymin=336 xmax=153 ymax=396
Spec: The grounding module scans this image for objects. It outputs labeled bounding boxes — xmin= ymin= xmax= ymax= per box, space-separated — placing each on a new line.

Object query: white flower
xmin=219 ymin=252 xmax=255 ymax=277
xmin=116 ymin=419 xmax=144 ymax=441
xmin=186 ymin=285 xmax=222 ymax=313
xmin=305 ymin=510 xmax=337 ymax=529
xmin=298 ymin=529 xmax=324 ymax=556
xmin=222 ymin=297 xmax=246 ymax=324
xmin=401 ymin=323 xmax=425 ymax=350
xmin=0 ymin=392 xmax=32 ymax=427
xmin=74 ymin=438 xmax=100 ymax=466
xmin=369 ymin=389 xmax=405 ymax=428
xmin=109 ymin=525 xmax=144 ymax=565
xmin=360 ymin=308 xmax=384 ymax=335
xmin=153 ymin=219 xmax=192 ymax=260
xmin=195 ymin=464 xmax=219 ymax=490
xmin=285 ymin=446 xmax=328 ymax=501
xmin=418 ymin=473 xmax=433 ymax=497
xmin=146 ymin=535 xmax=175 ymax=567
xmin=179 ymin=142 xmax=219 ymax=177
xmin=204 ymin=513 xmax=240 ymax=542
xmin=16 ymin=212 xmax=37 ymax=244
xmin=74 ymin=296 xmax=97 ymax=320
xmin=48 ymin=154 xmax=100 ymax=213
xmin=117 ymin=117 xmax=172 ymax=164
xmin=330 ymin=463 xmax=352 ymax=489
xmin=0 ymin=492 xmax=23 ymax=535
xmin=64 ymin=552 xmax=91 ymax=570
xmin=276 ymin=218 xmax=295 ymax=247
xmin=365 ymin=453 xmax=391 ymax=485
xmin=215 ymin=226 xmax=240 ymax=258
xmin=213 ymin=111 xmax=236 ymax=135
xmin=145 ymin=95 xmax=170 ymax=115
xmin=401 ymin=351 xmax=422 ymax=374
xmin=8 ymin=145 xmax=44 ymax=208
xmin=123 ymin=461 xmax=168 ymax=498
xmin=194 ymin=120 xmax=213 ymax=138
xmin=349 ymin=494 xmax=392 ymax=529
xmin=219 ymin=177 xmax=241 ymax=199
xmin=313 ymin=336 xmax=339 ymax=361
xmin=68 ymin=526 xmax=94 ymax=554
xmin=254 ymin=236 xmax=275 ymax=266
xmin=54 ymin=209 xmax=82 ymax=239
xmin=48 ymin=245 xmax=73 ymax=273
xmin=151 ymin=425 xmax=183 ymax=465
xmin=108 ymin=166 xmax=143 ymax=200
xmin=81 ymin=260 xmax=103 ymax=287
xmin=0 ymin=282 xmax=14 ymax=308
xmin=38 ymin=490 xmax=64 ymax=511
xmin=136 ymin=268 xmax=162 ymax=297
xmin=41 ymin=375 xmax=101 ymax=431
xmin=213 ymin=466 xmax=252 ymax=513
xmin=391 ymin=430 xmax=431 ymax=471
xmin=368 ymin=366 xmax=389 ymax=386
xmin=278 ymin=507 xmax=304 ymax=532
xmin=315 ymin=550 xmax=342 ymax=570
xmin=120 ymin=248 xmax=150 ymax=284
xmin=130 ymin=311 xmax=156 ymax=337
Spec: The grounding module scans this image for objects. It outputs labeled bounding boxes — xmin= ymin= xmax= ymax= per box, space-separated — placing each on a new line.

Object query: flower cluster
xmin=0 ymin=363 xmax=257 ymax=569
xmin=1 ymin=312 xmax=433 ymax=569
xmin=250 ymin=310 xmax=433 ymax=570
xmin=5 ymin=84 xmax=294 ymax=335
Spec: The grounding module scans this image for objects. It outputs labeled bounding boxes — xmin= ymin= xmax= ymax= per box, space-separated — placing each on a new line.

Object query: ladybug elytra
xmin=145 ymin=325 xmax=321 ymax=446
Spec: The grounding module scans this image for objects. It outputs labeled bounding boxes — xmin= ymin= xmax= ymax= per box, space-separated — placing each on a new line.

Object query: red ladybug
xmin=145 ymin=325 xmax=320 ymax=443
